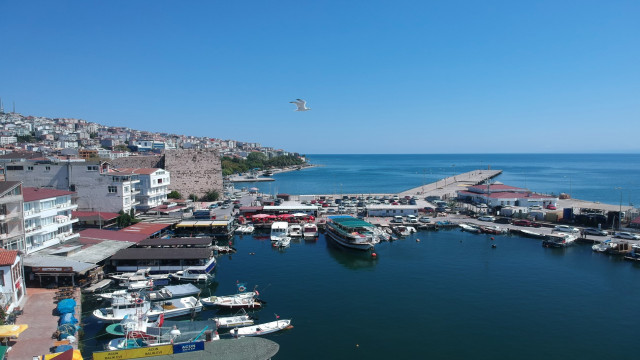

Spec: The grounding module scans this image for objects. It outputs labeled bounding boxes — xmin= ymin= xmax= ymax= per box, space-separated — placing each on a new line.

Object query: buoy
xmin=371 ymin=252 xmax=377 ymax=258
xmin=229 ymin=241 xmax=232 ymax=245
xmin=491 ymin=237 xmax=495 ymax=240
xmin=416 ymin=238 xmax=420 ymax=242
xmin=492 ymin=244 xmax=497 ymax=248
xmin=356 ymin=344 xmax=360 ymax=348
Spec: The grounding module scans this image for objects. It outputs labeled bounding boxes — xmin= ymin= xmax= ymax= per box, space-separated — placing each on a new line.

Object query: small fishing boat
xmin=481 ymin=225 xmax=507 ymax=235
xmin=288 ymin=224 xmax=302 ymax=237
xmin=270 ymin=222 xmax=289 ymax=242
xmin=242 ymin=224 xmax=255 ymax=234
xmin=520 ymin=229 xmax=546 ymax=238
xmin=592 ymin=239 xmax=612 ymax=253
xmin=230 ymin=318 xmax=292 ymax=337
xmin=93 ymin=294 xmax=203 ymax=322
xmin=459 ymin=223 xmax=481 ymax=233
xmin=302 ymin=223 xmax=318 ymax=238
xmin=98 ymin=283 xmax=201 ymax=302
xmin=235 ymin=225 xmax=247 ymax=234
xmin=201 ymin=294 xmax=262 ymax=309
xmin=170 ymin=257 xmax=216 ymax=282
xmin=542 ymin=232 xmax=578 ymax=248
xmin=118 ymin=279 xmax=154 ymax=290
xmin=273 ymin=237 xmax=291 ymax=248
xmin=211 ymin=309 xmax=254 ymax=329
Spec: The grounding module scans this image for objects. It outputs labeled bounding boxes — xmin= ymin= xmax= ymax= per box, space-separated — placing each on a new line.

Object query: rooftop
xmin=119 ymin=222 xmax=172 ymax=236
xmin=0 ymin=249 xmax=18 ymax=266
xmin=23 ymin=187 xmax=75 ymax=202
xmin=110 ymin=247 xmax=212 ymax=260
xmin=78 ymin=228 xmax=149 ymax=244
xmin=72 ymin=211 xmax=120 ymax=221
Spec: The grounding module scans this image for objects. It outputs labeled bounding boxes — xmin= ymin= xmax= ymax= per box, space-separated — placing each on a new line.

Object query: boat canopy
xmin=329 ymin=216 xmax=374 ymax=228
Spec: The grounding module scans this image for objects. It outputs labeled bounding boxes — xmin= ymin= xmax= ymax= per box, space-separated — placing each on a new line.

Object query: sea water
xmin=244 ymin=154 xmax=640 ymax=207
xmin=81 ymin=230 xmax=640 ymax=359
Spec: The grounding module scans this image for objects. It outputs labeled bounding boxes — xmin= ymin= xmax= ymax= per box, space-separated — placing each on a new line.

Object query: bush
xmin=167 ymin=191 xmax=182 ymax=199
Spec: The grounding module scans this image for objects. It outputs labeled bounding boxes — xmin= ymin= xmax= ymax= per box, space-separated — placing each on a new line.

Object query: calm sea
xmin=81 ymin=230 xmax=640 ymax=359
xmin=244 ymin=154 xmax=640 ymax=206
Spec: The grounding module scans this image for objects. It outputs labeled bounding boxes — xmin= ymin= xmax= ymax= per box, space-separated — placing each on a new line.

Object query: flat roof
xmin=110 ymin=247 xmax=212 ymax=260
xmin=23 ymin=187 xmax=75 ymax=202
xmin=263 ymin=205 xmax=318 ymax=210
xmin=366 ymin=205 xmax=419 ymax=210
xmin=120 ymin=223 xmax=172 ymax=235
xmin=177 ymin=220 xmax=233 ymax=228
xmin=137 ymin=238 xmax=212 ymax=247
xmin=78 ymin=228 xmax=149 ymax=244
xmin=23 ymin=255 xmax=96 ymax=274
xmin=72 ymin=211 xmax=120 ymax=221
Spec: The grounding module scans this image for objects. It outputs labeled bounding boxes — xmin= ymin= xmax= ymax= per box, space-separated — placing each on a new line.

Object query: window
xmin=6 ymin=166 xmax=23 ymax=171
xmin=0 ymin=270 xmax=4 ymax=286
xmin=87 ymin=165 xmax=98 ymax=171
xmin=70 ymin=184 xmax=76 ymax=192
xmin=27 ymin=166 xmax=34 ymax=171
xmin=108 ymin=186 xmax=117 ymax=193
xmin=124 ymin=186 xmax=129 ymax=193
xmin=45 ymin=166 xmax=51 ymax=172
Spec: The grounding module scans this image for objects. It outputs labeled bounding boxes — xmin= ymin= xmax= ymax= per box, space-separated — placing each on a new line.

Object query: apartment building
xmin=0 ymin=249 xmax=26 ymax=313
xmin=111 ymin=168 xmax=170 ymax=212
xmin=0 ymin=182 xmax=24 ymax=251
xmin=23 ymin=187 xmax=79 ymax=254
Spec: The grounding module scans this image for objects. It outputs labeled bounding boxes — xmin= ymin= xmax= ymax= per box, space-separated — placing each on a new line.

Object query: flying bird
xmin=289 ymin=99 xmax=311 ymax=111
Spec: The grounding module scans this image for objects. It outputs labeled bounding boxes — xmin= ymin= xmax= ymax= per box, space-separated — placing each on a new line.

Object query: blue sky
xmin=1 ymin=1 xmax=638 ymax=154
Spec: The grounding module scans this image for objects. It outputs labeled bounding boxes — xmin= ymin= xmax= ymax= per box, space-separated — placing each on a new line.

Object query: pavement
xmin=7 ymin=287 xmax=79 ymax=359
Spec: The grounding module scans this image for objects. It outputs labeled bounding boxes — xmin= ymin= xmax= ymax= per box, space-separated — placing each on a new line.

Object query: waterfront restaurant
xmin=173 ymin=220 xmax=235 ymax=239
xmin=365 ymin=205 xmax=419 ymax=217
xmin=457 ymin=184 xmax=558 ymax=208
xmin=109 ymin=247 xmax=213 ymax=273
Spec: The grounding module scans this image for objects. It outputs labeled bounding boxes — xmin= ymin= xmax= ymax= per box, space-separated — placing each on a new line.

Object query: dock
xmin=81 ymin=278 xmax=113 ymax=293
xmin=399 ymin=169 xmax=502 ymax=198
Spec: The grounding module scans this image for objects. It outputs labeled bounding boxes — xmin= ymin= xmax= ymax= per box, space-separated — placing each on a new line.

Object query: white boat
xmin=170 ymin=257 xmax=216 ymax=282
xmin=273 ymin=237 xmax=290 ymax=248
xmin=242 ymin=225 xmax=255 ymax=234
xmin=288 ymin=224 xmax=302 ymax=237
xmin=302 ymin=223 xmax=318 ymax=238
xmin=543 ymin=232 xmax=578 ymax=248
xmin=201 ymin=294 xmax=262 ymax=309
xmin=270 ymin=221 xmax=289 ymax=242
xmin=325 ymin=216 xmax=379 ymax=251
xmin=520 ymin=229 xmax=545 ymax=238
xmin=459 ymin=223 xmax=481 ymax=233
xmin=119 ymin=279 xmax=155 ymax=290
xmin=235 ymin=225 xmax=247 ymax=234
xmin=99 ymin=283 xmax=201 ymax=301
xmin=230 ymin=319 xmax=292 ymax=337
xmin=110 ymin=268 xmax=151 ymax=282
xmin=212 ymin=309 xmax=254 ymax=329
xmin=592 ymin=239 xmax=612 ymax=252
xmin=93 ymin=294 xmax=203 ymax=322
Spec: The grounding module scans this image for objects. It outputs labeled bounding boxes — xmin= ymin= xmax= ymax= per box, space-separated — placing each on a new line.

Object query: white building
xmin=457 ymin=184 xmax=558 ymax=208
xmin=0 ymin=249 xmax=26 ymax=313
xmin=0 ymin=136 xmax=17 ymax=145
xmin=112 ymin=168 xmax=170 ymax=212
xmin=365 ymin=205 xmax=419 ymax=217
xmin=5 ymin=160 xmax=140 ymax=214
xmin=0 ymin=182 xmax=25 ymax=252
xmin=23 ymin=187 xmax=79 ymax=254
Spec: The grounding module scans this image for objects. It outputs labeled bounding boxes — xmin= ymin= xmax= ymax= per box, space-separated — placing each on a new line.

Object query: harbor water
xmin=81 ymin=229 xmax=640 ymax=359
xmin=246 ymin=154 xmax=640 ymax=206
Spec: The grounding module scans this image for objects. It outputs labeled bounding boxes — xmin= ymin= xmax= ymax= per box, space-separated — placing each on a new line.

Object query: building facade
xmin=0 ymin=249 xmax=26 ymax=313
xmin=23 ymin=187 xmax=79 ymax=254
xmin=457 ymin=184 xmax=558 ymax=208
xmin=111 ymin=168 xmax=170 ymax=212
xmin=0 ymin=182 xmax=25 ymax=251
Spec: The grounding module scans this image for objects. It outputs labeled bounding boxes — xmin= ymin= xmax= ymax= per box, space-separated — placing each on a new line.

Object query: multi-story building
xmin=0 ymin=182 xmax=25 ymax=251
xmin=0 ymin=249 xmax=26 ymax=313
xmin=112 ymin=168 xmax=170 ymax=212
xmin=4 ymin=160 xmax=139 ymax=214
xmin=23 ymin=187 xmax=79 ymax=254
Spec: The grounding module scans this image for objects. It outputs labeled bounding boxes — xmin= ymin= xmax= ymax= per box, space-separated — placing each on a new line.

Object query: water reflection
xmin=324 ymin=235 xmax=378 ymax=270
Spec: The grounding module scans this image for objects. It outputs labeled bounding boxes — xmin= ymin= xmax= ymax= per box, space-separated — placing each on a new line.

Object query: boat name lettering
xmin=93 ymin=345 xmax=174 ymax=360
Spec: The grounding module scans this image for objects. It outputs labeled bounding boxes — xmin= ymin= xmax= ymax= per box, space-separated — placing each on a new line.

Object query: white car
xmin=615 ymin=232 xmax=640 ymax=240
xmin=478 ymin=216 xmax=495 ymax=222
xmin=419 ymin=216 xmax=431 ymax=223
xmin=553 ymin=225 xmax=579 ymax=234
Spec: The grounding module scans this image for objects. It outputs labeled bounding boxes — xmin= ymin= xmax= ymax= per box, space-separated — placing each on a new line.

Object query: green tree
xmin=114 ymin=144 xmax=130 ymax=152
xmin=167 ymin=190 xmax=182 ymax=199
xmin=116 ymin=210 xmax=132 ymax=228
xmin=201 ymin=189 xmax=220 ymax=202
xmin=188 ymin=194 xmax=199 ymax=202
xmin=17 ymin=134 xmax=36 ymax=143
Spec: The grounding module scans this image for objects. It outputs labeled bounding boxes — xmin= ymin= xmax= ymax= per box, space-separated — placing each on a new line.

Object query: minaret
xmin=0 ymin=98 xmax=3 ymax=113
xmin=12 ymin=101 xmax=15 ymax=113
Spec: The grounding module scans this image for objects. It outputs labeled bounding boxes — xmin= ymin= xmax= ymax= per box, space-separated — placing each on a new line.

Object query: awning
xmin=175 ymin=223 xmax=195 ymax=228
xmin=0 ymin=324 xmax=28 ymax=338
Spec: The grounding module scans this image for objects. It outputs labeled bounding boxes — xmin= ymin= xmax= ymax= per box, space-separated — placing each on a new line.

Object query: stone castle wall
xmin=111 ymin=149 xmax=222 ymax=199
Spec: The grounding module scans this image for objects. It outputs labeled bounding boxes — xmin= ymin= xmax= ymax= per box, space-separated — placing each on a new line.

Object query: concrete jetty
xmin=399 ymin=169 xmax=502 ymax=199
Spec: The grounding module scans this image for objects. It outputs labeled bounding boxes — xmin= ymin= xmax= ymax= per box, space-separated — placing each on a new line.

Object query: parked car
xmin=553 ymin=225 xmax=580 ymax=233
xmin=494 ymin=218 xmax=511 ymax=224
xmin=419 ymin=216 xmax=431 ymax=223
xmin=424 ymin=207 xmax=435 ymax=213
xmin=512 ymin=219 xmax=541 ymax=227
xmin=221 ymin=204 xmax=230 ymax=209
xmin=478 ymin=216 xmax=495 ymax=222
xmin=529 ymin=205 xmax=543 ymax=210
xmin=583 ymin=228 xmax=607 ymax=236
xmin=546 ymin=204 xmax=557 ymax=210
xmin=614 ymin=232 xmax=640 ymax=240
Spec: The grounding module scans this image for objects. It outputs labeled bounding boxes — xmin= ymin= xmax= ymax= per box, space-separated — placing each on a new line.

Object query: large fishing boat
xmin=325 ymin=216 xmax=379 ymax=251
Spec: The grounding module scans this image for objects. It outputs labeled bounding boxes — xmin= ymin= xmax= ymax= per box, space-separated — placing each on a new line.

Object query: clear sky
xmin=1 ymin=1 xmax=638 ymax=154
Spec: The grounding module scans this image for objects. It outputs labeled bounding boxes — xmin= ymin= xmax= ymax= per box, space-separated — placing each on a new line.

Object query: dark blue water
xmin=82 ymin=230 xmax=640 ymax=359
xmin=242 ymin=154 xmax=640 ymax=206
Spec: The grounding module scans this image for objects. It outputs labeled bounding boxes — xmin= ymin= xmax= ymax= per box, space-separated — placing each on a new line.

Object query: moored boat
xmin=542 ymin=232 xmax=578 ymax=248
xmin=201 ymin=293 xmax=262 ymax=309
xmin=93 ymin=294 xmax=203 ymax=322
xmin=230 ymin=318 xmax=292 ymax=337
xmin=459 ymin=223 xmax=481 ymax=233
xmin=302 ymin=223 xmax=318 ymax=238
xmin=325 ymin=216 xmax=379 ymax=251
xmin=270 ymin=221 xmax=289 ymax=242
xmin=212 ymin=309 xmax=254 ymax=329
xmin=170 ymin=256 xmax=216 ymax=282
xmin=288 ymin=224 xmax=302 ymax=237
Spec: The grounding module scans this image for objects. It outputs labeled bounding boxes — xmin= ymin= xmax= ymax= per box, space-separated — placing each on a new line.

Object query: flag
xmin=275 ymin=314 xmax=280 ymax=319
xmin=255 ymin=290 xmax=260 ymax=296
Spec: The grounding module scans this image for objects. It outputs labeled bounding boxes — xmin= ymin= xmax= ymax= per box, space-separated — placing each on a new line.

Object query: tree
xmin=116 ymin=210 xmax=132 ymax=228
xmin=114 ymin=145 xmax=130 ymax=152
xmin=201 ymin=189 xmax=220 ymax=202
xmin=167 ymin=190 xmax=182 ymax=199
xmin=188 ymin=194 xmax=199 ymax=202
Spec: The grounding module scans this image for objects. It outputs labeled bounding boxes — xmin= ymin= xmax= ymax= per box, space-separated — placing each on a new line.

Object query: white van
xmin=406 ymin=215 xmax=418 ymax=223
xmin=393 ymin=216 xmax=404 ymax=223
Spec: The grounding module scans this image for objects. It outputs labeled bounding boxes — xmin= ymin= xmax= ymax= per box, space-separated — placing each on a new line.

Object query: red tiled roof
xmin=120 ymin=223 xmax=172 ymax=235
xmin=458 ymin=190 xmax=556 ymax=199
xmin=78 ymin=228 xmax=149 ymax=244
xmin=72 ymin=211 xmax=120 ymax=221
xmin=23 ymin=187 xmax=75 ymax=202
xmin=0 ymin=249 xmax=18 ymax=266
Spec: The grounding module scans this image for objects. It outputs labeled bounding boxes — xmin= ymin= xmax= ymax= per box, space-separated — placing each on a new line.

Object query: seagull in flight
xmin=289 ymin=99 xmax=311 ymax=111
